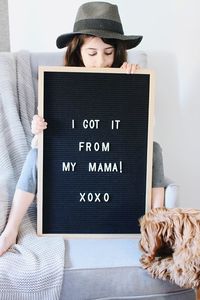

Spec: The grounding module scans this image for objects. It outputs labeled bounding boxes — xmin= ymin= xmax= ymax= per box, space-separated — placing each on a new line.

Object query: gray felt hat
xmin=56 ymin=1 xmax=143 ymax=50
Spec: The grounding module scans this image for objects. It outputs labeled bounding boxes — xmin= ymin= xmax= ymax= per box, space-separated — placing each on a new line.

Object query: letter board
xmin=37 ymin=67 xmax=154 ymax=238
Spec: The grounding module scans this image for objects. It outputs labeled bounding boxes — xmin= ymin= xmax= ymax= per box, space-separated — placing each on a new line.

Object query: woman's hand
xmin=121 ymin=62 xmax=140 ymax=74
xmin=31 ymin=115 xmax=47 ymax=135
xmin=151 ymin=187 xmax=164 ymax=209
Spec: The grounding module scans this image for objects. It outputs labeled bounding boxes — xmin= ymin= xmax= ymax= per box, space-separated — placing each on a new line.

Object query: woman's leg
xmin=0 ymin=189 xmax=35 ymax=256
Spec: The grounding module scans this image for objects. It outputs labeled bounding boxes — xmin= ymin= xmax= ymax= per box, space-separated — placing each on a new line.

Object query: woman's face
xmin=80 ymin=36 xmax=115 ymax=68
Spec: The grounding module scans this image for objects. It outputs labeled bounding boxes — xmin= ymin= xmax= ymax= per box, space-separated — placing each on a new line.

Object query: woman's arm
xmin=0 ymin=149 xmax=37 ymax=256
xmin=151 ymin=187 xmax=164 ymax=208
xmin=152 ymin=142 xmax=165 ymax=208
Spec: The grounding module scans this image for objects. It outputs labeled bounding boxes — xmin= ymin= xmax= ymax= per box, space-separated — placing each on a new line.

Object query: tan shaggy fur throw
xmin=139 ymin=207 xmax=200 ymax=289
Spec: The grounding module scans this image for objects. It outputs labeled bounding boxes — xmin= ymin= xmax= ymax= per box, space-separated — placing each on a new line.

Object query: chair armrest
xmin=164 ymin=177 xmax=179 ymax=208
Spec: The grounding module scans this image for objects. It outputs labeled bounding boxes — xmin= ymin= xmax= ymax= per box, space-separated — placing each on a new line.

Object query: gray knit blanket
xmin=0 ymin=51 xmax=65 ymax=300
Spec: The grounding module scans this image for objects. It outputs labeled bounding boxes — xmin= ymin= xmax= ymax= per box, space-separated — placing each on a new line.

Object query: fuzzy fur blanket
xmin=139 ymin=207 xmax=200 ymax=289
xmin=0 ymin=51 xmax=64 ymax=300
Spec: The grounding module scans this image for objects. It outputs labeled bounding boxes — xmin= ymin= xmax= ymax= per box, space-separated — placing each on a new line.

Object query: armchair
xmin=0 ymin=48 xmax=194 ymax=299
xmin=29 ymin=51 xmax=194 ymax=299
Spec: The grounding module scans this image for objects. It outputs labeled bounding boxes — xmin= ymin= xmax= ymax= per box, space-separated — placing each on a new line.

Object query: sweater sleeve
xmin=152 ymin=141 xmax=165 ymax=188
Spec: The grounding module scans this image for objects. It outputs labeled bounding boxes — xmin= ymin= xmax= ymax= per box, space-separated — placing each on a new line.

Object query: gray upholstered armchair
xmin=29 ymin=51 xmax=194 ymax=300
xmin=0 ymin=50 xmax=194 ymax=300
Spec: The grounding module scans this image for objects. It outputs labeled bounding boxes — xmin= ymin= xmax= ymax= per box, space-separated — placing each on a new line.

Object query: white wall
xmin=8 ymin=0 xmax=200 ymax=208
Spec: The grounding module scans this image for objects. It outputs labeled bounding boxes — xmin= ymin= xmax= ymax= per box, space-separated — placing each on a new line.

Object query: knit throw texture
xmin=0 ymin=51 xmax=65 ymax=300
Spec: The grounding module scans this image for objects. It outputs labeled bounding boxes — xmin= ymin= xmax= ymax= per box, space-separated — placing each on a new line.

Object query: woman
xmin=0 ymin=1 xmax=165 ymax=256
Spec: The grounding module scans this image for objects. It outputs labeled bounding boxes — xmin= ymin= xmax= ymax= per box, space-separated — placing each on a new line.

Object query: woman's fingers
xmin=31 ymin=115 xmax=47 ymax=134
xmin=121 ymin=62 xmax=140 ymax=74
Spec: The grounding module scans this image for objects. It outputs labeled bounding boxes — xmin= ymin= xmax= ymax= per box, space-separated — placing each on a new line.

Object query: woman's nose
xmin=95 ymin=54 xmax=106 ymax=68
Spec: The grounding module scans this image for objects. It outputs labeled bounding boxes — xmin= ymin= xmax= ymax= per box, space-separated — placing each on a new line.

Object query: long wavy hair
xmin=64 ymin=35 xmax=127 ymax=67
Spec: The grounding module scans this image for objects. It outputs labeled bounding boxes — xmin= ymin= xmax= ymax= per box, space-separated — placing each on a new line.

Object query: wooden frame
xmin=37 ymin=67 xmax=155 ymax=238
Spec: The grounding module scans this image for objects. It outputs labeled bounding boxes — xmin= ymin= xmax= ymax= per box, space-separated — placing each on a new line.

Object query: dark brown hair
xmin=64 ymin=35 xmax=127 ymax=67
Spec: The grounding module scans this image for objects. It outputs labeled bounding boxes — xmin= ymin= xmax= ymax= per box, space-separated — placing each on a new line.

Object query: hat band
xmin=74 ymin=19 xmax=124 ymax=35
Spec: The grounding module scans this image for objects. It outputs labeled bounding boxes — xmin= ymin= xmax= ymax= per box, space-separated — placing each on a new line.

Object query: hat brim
xmin=56 ymin=30 xmax=142 ymax=50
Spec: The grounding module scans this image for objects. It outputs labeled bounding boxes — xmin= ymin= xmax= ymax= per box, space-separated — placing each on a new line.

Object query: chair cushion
xmin=64 ymin=238 xmax=141 ymax=269
xmin=60 ymin=239 xmax=195 ymax=300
